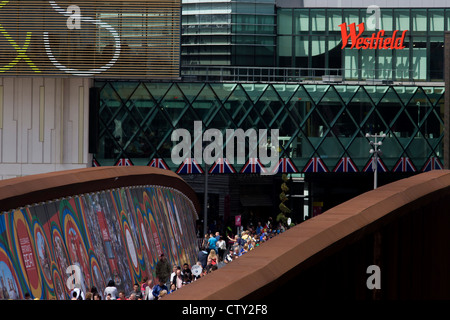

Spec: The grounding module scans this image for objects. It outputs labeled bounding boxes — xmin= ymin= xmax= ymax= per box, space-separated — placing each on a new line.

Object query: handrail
xmin=181 ymin=65 xmax=444 ymax=84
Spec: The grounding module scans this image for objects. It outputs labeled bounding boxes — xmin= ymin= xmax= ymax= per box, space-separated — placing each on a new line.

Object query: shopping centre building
xmin=0 ymin=0 xmax=448 ymax=225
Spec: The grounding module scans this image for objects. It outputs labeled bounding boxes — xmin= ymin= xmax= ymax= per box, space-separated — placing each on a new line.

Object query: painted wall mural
xmin=0 ymin=185 xmax=198 ymax=300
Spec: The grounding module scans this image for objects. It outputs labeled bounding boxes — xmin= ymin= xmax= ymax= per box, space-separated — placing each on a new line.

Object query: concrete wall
xmin=0 ymin=77 xmax=92 ymax=180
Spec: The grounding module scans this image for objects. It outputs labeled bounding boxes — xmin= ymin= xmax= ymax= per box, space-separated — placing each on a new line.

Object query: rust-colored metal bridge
xmin=166 ymin=170 xmax=450 ymax=300
xmin=1 ymin=168 xmax=449 ymax=300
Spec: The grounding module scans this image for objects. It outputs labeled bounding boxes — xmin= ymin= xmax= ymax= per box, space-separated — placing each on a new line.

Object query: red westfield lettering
xmin=339 ymin=22 xmax=407 ymax=50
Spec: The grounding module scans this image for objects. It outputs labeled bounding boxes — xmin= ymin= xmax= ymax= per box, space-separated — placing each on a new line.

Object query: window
xmin=429 ymin=10 xmax=444 ymax=32
xmin=327 ymin=9 xmax=342 ymax=32
xmin=394 ymin=9 xmax=410 ymax=31
xmin=380 ymin=9 xmax=393 ymax=31
xmin=411 ymin=9 xmax=427 ymax=32
xmin=412 ymin=37 xmax=427 ymax=80
xmin=378 ymin=50 xmax=392 ymax=79
xmin=343 ymin=9 xmax=359 ymax=26
xmin=278 ymin=9 xmax=292 ymax=34
xmin=293 ymin=9 xmax=309 ymax=33
xmin=310 ymin=9 xmax=326 ymax=32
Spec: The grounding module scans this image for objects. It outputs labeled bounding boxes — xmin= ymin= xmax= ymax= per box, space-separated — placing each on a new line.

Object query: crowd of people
xmin=200 ymin=217 xmax=288 ymax=264
xmin=46 ymin=217 xmax=288 ymax=300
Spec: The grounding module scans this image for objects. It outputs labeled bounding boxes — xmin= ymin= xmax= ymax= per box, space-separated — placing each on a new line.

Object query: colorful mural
xmin=0 ymin=186 xmax=198 ymax=300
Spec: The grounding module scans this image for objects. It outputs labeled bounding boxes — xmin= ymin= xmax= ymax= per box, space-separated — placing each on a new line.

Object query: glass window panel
xmin=429 ymin=10 xmax=444 ymax=32
xmin=380 ymin=9 xmax=393 ymax=31
xmin=293 ymin=9 xmax=309 ymax=32
xmin=234 ymin=14 xmax=255 ymax=24
xmin=310 ymin=9 xmax=326 ymax=31
xmin=234 ymin=3 xmax=272 ymax=15
xmin=256 ymin=4 xmax=274 ymax=15
xmin=278 ymin=9 xmax=293 ymax=34
xmin=255 ymin=25 xmax=275 ymax=35
xmin=378 ymin=50 xmax=392 ymax=79
xmin=412 ymin=37 xmax=427 ymax=80
xmin=446 ymin=9 xmax=450 ymax=31
xmin=278 ymin=36 xmax=292 ymax=57
xmin=212 ymin=14 xmax=230 ymax=24
xmin=236 ymin=35 xmax=258 ymax=44
xmin=187 ymin=15 xmax=199 ymax=24
xmin=344 ymin=10 xmax=359 ymax=26
xmin=328 ymin=37 xmax=341 ymax=52
xmin=311 ymin=37 xmax=326 ymax=72
xmin=254 ymin=35 xmax=275 ymax=45
xmin=310 ymin=37 xmax=326 ymax=56
xmin=199 ymin=14 xmax=211 ymax=24
xmin=344 ymin=49 xmax=358 ymax=79
xmin=396 ymin=47 xmax=410 ymax=80
xmin=394 ymin=9 xmax=410 ymax=31
xmin=412 ymin=9 xmax=427 ymax=32
xmin=412 ymin=48 xmax=427 ymax=80
xmin=328 ymin=10 xmax=343 ymax=32
xmin=361 ymin=50 xmax=375 ymax=79
xmin=256 ymin=15 xmax=275 ymax=25
xmin=295 ymin=36 xmax=308 ymax=57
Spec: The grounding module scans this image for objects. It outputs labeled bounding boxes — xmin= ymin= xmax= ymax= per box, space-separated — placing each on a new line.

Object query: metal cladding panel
xmin=0 ymin=0 xmax=180 ymax=78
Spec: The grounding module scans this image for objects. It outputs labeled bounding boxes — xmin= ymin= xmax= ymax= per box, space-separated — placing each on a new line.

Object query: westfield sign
xmin=339 ymin=22 xmax=407 ymax=50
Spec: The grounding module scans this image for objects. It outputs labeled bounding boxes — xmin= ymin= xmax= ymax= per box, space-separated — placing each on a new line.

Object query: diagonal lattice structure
xmin=94 ymin=81 xmax=444 ymax=173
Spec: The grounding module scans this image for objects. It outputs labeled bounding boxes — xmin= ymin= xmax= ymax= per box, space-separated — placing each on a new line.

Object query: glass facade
xmin=181 ymin=0 xmax=276 ymax=69
xmin=277 ymin=7 xmax=447 ymax=81
xmin=94 ymin=81 xmax=444 ymax=173
xmin=93 ymin=5 xmax=448 ymax=176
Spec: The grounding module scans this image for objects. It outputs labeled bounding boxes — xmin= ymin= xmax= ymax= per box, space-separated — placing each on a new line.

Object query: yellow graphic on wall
xmin=0 ymin=0 xmax=39 ymax=73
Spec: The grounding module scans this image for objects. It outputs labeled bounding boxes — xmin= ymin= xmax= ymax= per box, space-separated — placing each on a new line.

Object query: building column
xmin=445 ymin=32 xmax=450 ymax=169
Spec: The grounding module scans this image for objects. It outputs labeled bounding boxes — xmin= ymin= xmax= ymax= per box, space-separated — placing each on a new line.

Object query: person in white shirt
xmin=143 ymin=278 xmax=154 ymax=300
xmin=216 ymin=237 xmax=227 ymax=262
xmin=103 ymin=280 xmax=118 ymax=300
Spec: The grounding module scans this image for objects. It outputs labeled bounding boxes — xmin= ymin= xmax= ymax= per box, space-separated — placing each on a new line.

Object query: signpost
xmin=366 ymin=133 xmax=386 ymax=189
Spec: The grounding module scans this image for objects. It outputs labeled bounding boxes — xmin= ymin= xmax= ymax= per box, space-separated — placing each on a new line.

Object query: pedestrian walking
xmin=216 ymin=236 xmax=226 ymax=262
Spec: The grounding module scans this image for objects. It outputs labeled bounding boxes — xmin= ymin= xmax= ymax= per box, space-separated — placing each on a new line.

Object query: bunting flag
xmin=176 ymin=158 xmax=204 ymax=174
xmin=363 ymin=157 xmax=387 ymax=172
xmin=393 ymin=157 xmax=416 ymax=173
xmin=148 ymin=158 xmax=169 ymax=170
xmin=115 ymin=158 xmax=134 ymax=166
xmin=208 ymin=158 xmax=236 ymax=174
xmin=92 ymin=158 xmax=100 ymax=167
xmin=272 ymin=158 xmax=299 ymax=174
xmin=240 ymin=158 xmax=267 ymax=174
xmin=333 ymin=157 xmax=358 ymax=173
xmin=422 ymin=156 xmax=443 ymax=172
xmin=303 ymin=157 xmax=328 ymax=173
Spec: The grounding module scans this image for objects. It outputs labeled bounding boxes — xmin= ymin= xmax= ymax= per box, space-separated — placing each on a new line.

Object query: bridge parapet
xmin=165 ymin=170 xmax=450 ymax=300
xmin=0 ymin=167 xmax=199 ymax=300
